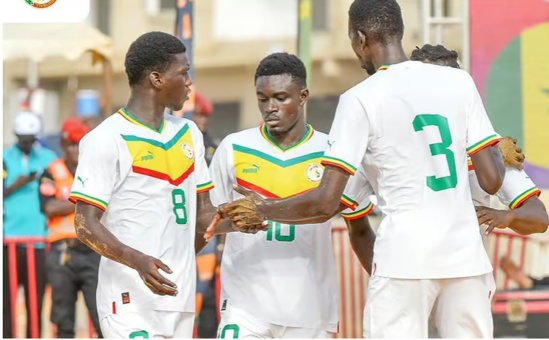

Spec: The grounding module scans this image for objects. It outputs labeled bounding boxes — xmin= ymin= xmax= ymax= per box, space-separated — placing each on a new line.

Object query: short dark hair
xmin=254 ymin=52 xmax=307 ymax=88
xmin=410 ymin=44 xmax=460 ymax=69
xmin=125 ymin=31 xmax=187 ymax=86
xmin=349 ymin=0 xmax=404 ymax=44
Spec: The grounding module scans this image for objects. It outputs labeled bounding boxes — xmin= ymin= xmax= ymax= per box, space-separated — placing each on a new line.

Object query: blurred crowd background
xmin=2 ymin=0 xmax=549 ymax=338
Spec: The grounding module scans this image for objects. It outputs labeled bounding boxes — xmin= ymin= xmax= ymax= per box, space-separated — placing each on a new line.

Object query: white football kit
xmin=70 ymin=108 xmax=214 ymax=338
xmin=209 ymin=124 xmax=373 ymax=339
xmin=329 ymin=61 xmax=500 ymax=338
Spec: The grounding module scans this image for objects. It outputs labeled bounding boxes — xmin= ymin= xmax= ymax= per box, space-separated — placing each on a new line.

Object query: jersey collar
xmin=118 ymin=107 xmax=166 ymax=133
xmin=260 ymin=123 xmax=314 ymax=152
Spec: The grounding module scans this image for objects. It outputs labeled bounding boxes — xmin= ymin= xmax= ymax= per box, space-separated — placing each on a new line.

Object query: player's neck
xmin=372 ymin=43 xmax=409 ymax=71
xmin=267 ymin=120 xmax=308 ymax=149
xmin=125 ymin=92 xmax=165 ymax=131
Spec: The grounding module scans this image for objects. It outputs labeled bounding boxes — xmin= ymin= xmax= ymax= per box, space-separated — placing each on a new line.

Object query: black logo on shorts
xmin=221 ymin=299 xmax=227 ymax=311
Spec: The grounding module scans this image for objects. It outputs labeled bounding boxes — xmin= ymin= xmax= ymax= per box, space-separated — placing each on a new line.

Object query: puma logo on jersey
xmin=243 ymin=164 xmax=260 ymax=174
xmin=327 ymin=140 xmax=335 ymax=149
xmin=77 ymin=176 xmax=88 ymax=187
xmin=141 ymin=151 xmax=154 ymax=162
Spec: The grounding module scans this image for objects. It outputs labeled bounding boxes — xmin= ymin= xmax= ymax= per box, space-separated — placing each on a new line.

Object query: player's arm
xmin=345 ymin=216 xmax=376 ymax=275
xmin=477 ymin=167 xmax=548 ymax=235
xmin=470 ymin=146 xmax=504 ymax=195
xmin=39 ymin=169 xmax=74 ymax=218
xmin=477 ymin=197 xmax=548 ymax=235
xmin=74 ymin=202 xmax=177 ymax=296
xmin=466 ymin=74 xmax=504 ymax=195
xmin=219 ymin=92 xmax=368 ymax=227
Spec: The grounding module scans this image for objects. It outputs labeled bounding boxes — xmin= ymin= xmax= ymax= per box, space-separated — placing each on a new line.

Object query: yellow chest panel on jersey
xmin=233 ymin=144 xmax=324 ymax=198
xmin=122 ymin=124 xmax=195 ymax=185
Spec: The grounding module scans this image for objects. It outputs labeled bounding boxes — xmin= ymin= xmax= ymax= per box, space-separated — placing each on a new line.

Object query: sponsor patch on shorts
xmin=122 ymin=292 xmax=130 ymax=304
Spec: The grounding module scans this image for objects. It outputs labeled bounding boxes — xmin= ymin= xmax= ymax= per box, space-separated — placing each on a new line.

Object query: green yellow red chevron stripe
xmin=321 ymin=156 xmax=357 ymax=175
xmin=122 ymin=124 xmax=195 ymax=185
xmin=342 ymin=202 xmax=374 ymax=220
xmin=233 ymin=144 xmax=323 ymax=198
xmin=340 ymin=194 xmax=358 ymax=210
xmin=509 ymin=187 xmax=541 ymax=209
xmin=197 ymin=181 xmax=214 ymax=194
xmin=467 ymin=134 xmax=500 ymax=155
xmin=69 ymin=192 xmax=108 ymax=211
xmin=468 ymin=158 xmax=474 ymax=171
xmin=118 ymin=107 xmax=166 ymax=133
xmin=260 ymin=123 xmax=314 ymax=152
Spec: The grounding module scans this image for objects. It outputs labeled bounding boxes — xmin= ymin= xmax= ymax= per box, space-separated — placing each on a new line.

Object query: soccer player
xmin=69 ymin=31 xmax=243 ymax=338
xmin=409 ymin=44 xmax=548 ymax=236
xmin=209 ymin=52 xmax=376 ymax=339
xmin=214 ymin=0 xmax=506 ymax=337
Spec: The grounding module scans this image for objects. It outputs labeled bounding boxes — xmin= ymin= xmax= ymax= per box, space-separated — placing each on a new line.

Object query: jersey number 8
xmin=171 ymin=189 xmax=188 ymax=224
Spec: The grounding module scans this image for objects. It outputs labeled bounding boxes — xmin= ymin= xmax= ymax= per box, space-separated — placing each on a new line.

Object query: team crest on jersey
xmin=180 ymin=142 xmax=194 ymax=160
xmin=305 ymin=164 xmax=323 ymax=182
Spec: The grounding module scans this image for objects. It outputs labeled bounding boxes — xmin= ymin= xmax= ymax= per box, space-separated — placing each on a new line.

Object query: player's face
xmin=160 ymin=53 xmax=193 ymax=111
xmin=61 ymin=137 xmax=79 ymax=166
xmin=255 ymin=74 xmax=308 ymax=136
xmin=16 ymin=134 xmax=36 ymax=155
xmin=348 ymin=23 xmax=376 ymax=76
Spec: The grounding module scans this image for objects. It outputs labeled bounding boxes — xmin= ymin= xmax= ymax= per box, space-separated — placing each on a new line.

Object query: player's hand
xmin=218 ymin=185 xmax=268 ymax=228
xmin=475 ymin=206 xmax=514 ymax=235
xmin=128 ymin=252 xmax=178 ymax=296
xmin=204 ymin=211 xmax=270 ymax=242
xmin=498 ymin=137 xmax=525 ymax=170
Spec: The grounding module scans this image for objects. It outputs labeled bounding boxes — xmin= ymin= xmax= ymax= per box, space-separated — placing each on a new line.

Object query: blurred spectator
xmin=3 ymin=111 xmax=57 ymax=338
xmin=193 ymin=93 xmax=217 ymax=165
xmin=500 ymin=256 xmax=549 ymax=290
xmin=39 ymin=118 xmax=103 ymax=338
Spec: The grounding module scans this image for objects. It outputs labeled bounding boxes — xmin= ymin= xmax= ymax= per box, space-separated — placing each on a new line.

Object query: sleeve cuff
xmin=509 ymin=187 xmax=541 ymax=209
xmin=341 ymin=194 xmax=358 ymax=210
xmin=467 ymin=134 xmax=500 ymax=155
xmin=69 ymin=192 xmax=108 ymax=211
xmin=197 ymin=181 xmax=215 ymax=194
xmin=342 ymin=202 xmax=374 ymax=220
xmin=321 ymin=156 xmax=357 ymax=175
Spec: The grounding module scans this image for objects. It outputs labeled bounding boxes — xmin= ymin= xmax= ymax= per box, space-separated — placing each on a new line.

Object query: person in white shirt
xmin=209 ymin=52 xmax=375 ymax=339
xmin=213 ymin=0 xmax=506 ymax=337
xmin=70 ymin=31 xmax=262 ymax=339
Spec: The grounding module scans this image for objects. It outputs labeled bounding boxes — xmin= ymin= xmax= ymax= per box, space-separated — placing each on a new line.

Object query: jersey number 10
xmin=413 ymin=114 xmax=458 ymax=191
xmin=266 ymin=221 xmax=295 ymax=242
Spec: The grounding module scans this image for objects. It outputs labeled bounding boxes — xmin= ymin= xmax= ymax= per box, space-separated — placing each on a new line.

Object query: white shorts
xmin=217 ymin=308 xmax=331 ymax=339
xmin=364 ymin=273 xmax=495 ymax=338
xmin=99 ymin=310 xmax=195 ymax=338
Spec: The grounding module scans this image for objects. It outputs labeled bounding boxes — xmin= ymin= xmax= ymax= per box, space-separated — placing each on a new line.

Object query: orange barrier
xmin=3 ymin=237 xmax=97 ymax=338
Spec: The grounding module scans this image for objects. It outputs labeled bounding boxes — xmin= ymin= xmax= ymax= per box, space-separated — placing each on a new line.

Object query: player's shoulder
xmin=219 ymin=126 xmax=261 ymax=147
xmin=309 ymin=127 xmax=328 ymax=145
xmin=79 ymin=114 xmax=122 ymax=147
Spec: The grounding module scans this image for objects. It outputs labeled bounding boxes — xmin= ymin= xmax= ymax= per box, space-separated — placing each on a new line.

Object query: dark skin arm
xmin=470 ymin=146 xmax=505 ymax=195
xmin=43 ymin=200 xmax=74 ymax=218
xmin=4 ymin=173 xmax=36 ymax=198
xmin=218 ymin=166 xmax=351 ymax=227
xmin=345 ymin=216 xmax=376 ymax=275
xmin=196 ymin=191 xmax=269 ymax=244
xmin=476 ymin=196 xmax=549 ymax=235
xmin=74 ymin=202 xmax=178 ymax=296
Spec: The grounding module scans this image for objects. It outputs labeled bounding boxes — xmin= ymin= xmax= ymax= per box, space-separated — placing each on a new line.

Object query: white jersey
xmin=326 ymin=61 xmax=499 ymax=279
xmin=70 ymin=108 xmax=213 ymax=319
xmin=209 ymin=124 xmax=372 ymax=332
xmin=469 ymin=159 xmax=541 ymax=208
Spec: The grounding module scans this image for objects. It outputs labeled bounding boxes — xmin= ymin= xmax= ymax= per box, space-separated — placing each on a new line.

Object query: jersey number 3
xmin=413 ymin=114 xmax=457 ymax=191
xmin=171 ymin=189 xmax=188 ymax=224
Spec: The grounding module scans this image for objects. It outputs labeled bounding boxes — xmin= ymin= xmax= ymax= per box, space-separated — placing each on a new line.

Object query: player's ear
xmin=149 ymin=71 xmax=163 ymax=89
xmin=357 ymin=30 xmax=368 ymax=48
xmin=300 ymin=88 xmax=309 ymax=106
